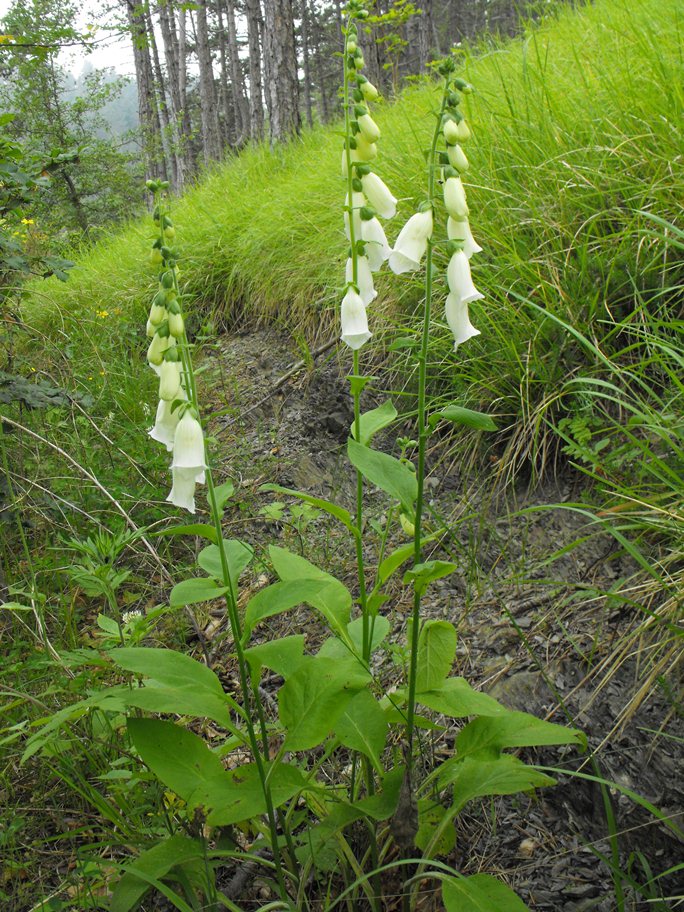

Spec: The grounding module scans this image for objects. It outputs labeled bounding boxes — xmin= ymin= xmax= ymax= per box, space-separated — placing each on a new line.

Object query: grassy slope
xmin=26 ymin=0 xmax=682 ymax=471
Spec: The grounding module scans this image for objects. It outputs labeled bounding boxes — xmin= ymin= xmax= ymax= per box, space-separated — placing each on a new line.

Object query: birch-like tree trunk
xmin=299 ymin=0 xmax=313 ymax=128
xmin=158 ymin=0 xmax=192 ymax=187
xmin=123 ymin=0 xmax=165 ymax=181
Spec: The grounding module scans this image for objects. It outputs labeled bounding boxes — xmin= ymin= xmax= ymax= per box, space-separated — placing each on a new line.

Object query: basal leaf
xmin=443 ymin=874 xmax=531 ymax=912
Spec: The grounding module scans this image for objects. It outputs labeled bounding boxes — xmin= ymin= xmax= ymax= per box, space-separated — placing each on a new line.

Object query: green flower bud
xmin=149 ymin=303 xmax=167 ymax=324
xmin=160 ymin=180 xmax=170 ymax=190
xmin=164 ymin=226 xmax=175 ymax=240
xmin=150 ymin=248 xmax=163 ymax=266
xmin=356 ymin=8 xmax=369 ymax=18
xmin=354 ymin=53 xmax=365 ymax=70
xmin=347 ymin=39 xmax=357 ymax=53
xmin=168 ymin=311 xmax=185 ymax=339
xmin=353 ymin=89 xmax=363 ymax=102
xmin=352 ymin=177 xmax=363 ymax=192
xmin=153 ymin=290 xmax=168 ymax=308
xmin=448 ymin=91 xmax=462 ymax=107
xmin=360 ymin=206 xmax=376 ymax=220
xmin=145 ymin=179 xmax=159 ymax=192
xmin=349 ymin=136 xmax=358 ymax=149
xmin=161 ymin=271 xmax=175 ymax=289
xmin=453 ymin=77 xmax=473 ymax=93
xmin=152 ymin=205 xmax=161 ymax=222
xmin=354 ymin=162 xmax=371 ymax=176
xmin=354 ymin=104 xmax=368 ymax=118
xmin=161 ymin=246 xmax=173 ymax=260
xmin=359 ymin=79 xmax=379 ymax=102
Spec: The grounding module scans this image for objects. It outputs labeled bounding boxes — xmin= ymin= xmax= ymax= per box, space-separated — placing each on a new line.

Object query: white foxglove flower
xmin=340 ymin=288 xmax=372 ymax=350
xmin=447 ymin=144 xmax=469 ymax=172
xmin=147 ymin=332 xmax=173 ymax=367
xmin=168 ymin=311 xmax=184 ymax=339
xmin=344 ymin=191 xmax=366 ymax=242
xmin=357 ymin=113 xmax=380 ymax=144
xmin=167 ymin=466 xmax=202 ymax=513
xmin=447 ymin=217 xmax=482 ymax=259
xmin=359 ymin=79 xmax=379 ymax=102
xmin=159 ymin=359 xmax=182 ymax=401
xmin=456 ymin=119 xmax=471 ymax=142
xmin=172 ymin=411 xmax=206 ymax=472
xmin=149 ymin=396 xmax=183 ymax=452
xmin=361 ymin=172 xmax=397 ymax=219
xmin=389 ymin=209 xmax=433 ymax=274
xmin=443 ymin=119 xmax=460 ymax=145
xmin=354 ymin=134 xmax=378 ymax=162
xmin=346 ymin=256 xmax=377 ymax=305
xmin=447 ymin=250 xmax=484 ymax=304
xmin=443 ymin=176 xmax=469 ymax=221
xmin=149 ymin=303 xmax=167 ymax=325
xmin=445 ymin=293 xmax=480 ymax=351
xmin=361 ymin=218 xmax=391 ymax=271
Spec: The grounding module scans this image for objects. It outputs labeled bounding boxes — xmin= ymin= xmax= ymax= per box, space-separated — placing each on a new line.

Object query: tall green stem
xmin=405 ymin=78 xmax=451 ymax=762
xmin=155 ymin=193 xmax=292 ymax=905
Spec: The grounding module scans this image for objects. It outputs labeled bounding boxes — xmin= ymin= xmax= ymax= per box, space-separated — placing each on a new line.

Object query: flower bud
xmin=443 ymin=176 xmax=469 ymax=220
xmin=147 ymin=331 xmax=171 ymax=366
xmin=360 ymin=205 xmax=376 ymax=221
xmin=361 ymin=171 xmax=397 ymax=219
xmin=354 ymin=53 xmax=365 ymax=70
xmin=447 ymin=144 xmax=469 ymax=172
xmin=357 ymin=113 xmax=380 ymax=144
xmin=453 ymin=78 xmax=472 ymax=93
xmin=146 ymin=179 xmax=159 ymax=192
xmin=149 ymin=303 xmax=167 ymax=324
xmin=159 ymin=358 xmax=182 ymax=401
xmin=352 ymin=177 xmax=363 ymax=192
xmin=347 ymin=38 xmax=357 ymax=53
xmin=161 ymin=271 xmax=175 ymax=289
xmin=359 ymin=79 xmax=379 ymax=102
xmin=443 ymin=119 xmax=460 ymax=145
xmin=354 ymin=133 xmax=378 ymax=161
xmin=150 ymin=248 xmax=163 ymax=266
xmin=168 ymin=311 xmax=185 ymax=339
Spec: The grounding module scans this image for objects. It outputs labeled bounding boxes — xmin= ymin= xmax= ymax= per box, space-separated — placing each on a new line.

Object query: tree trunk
xmin=311 ymin=0 xmax=330 ymax=123
xmin=244 ymin=0 xmax=264 ymax=140
xmin=224 ymin=0 xmax=250 ymax=143
xmin=193 ymin=0 xmax=222 ymax=164
xmin=144 ymin=4 xmax=176 ymax=186
xmin=215 ymin=0 xmax=237 ymax=144
xmin=123 ymin=0 xmax=165 ymax=181
xmin=299 ymin=0 xmax=313 ymax=128
xmin=158 ymin=0 xmax=192 ymax=187
xmin=262 ymin=0 xmax=301 ymax=143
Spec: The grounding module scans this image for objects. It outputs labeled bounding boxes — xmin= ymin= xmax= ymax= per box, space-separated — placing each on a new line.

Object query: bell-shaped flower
xmin=361 ymin=172 xmax=397 ymax=219
xmin=344 ymin=191 xmax=366 ymax=243
xmin=455 ymin=119 xmax=471 ymax=142
xmin=346 ymin=255 xmax=377 ymax=306
xmin=149 ymin=395 xmax=184 ymax=452
xmin=447 ymin=144 xmax=469 ymax=172
xmin=166 ymin=466 xmax=204 ymax=514
xmin=445 ymin=293 xmax=480 ymax=351
xmin=389 ymin=209 xmax=433 ymax=274
xmin=159 ymin=358 xmax=182 ymax=401
xmin=447 ymin=217 xmax=482 ymax=259
xmin=172 ymin=410 xmax=206 ymax=473
xmin=447 ymin=250 xmax=484 ymax=304
xmin=357 ymin=113 xmax=380 ymax=144
xmin=361 ymin=217 xmax=391 ymax=271
xmin=340 ymin=287 xmax=372 ymax=350
xmin=354 ymin=133 xmax=378 ymax=162
xmin=168 ymin=310 xmax=184 ymax=339
xmin=443 ymin=119 xmax=461 ymax=145
xmin=149 ymin=302 xmax=167 ymax=325
xmin=444 ymin=176 xmax=469 ymax=221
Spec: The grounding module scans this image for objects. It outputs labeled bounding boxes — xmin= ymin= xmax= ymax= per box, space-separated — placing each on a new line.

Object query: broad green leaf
xmin=457 ymin=711 xmax=585 ymax=759
xmin=206 ymin=761 xmax=305 ymax=826
xmin=375 ymin=531 xmax=440 ymax=586
xmin=429 ymin=405 xmax=497 ymax=432
xmin=270 ymin=545 xmax=336 ymax=583
xmin=443 ymin=874 xmax=532 ymax=912
xmin=439 ymin=755 xmax=555 ymax=810
xmin=403 ymin=560 xmax=457 ymax=594
xmin=214 ymin=481 xmax=235 ymax=512
xmin=154 ymin=523 xmax=217 ymax=544
xmin=111 ymin=836 xmax=205 ymax=912
xmin=261 ymin=484 xmax=356 ymax=532
xmin=417 ymin=677 xmax=507 ymax=718
xmin=127 ymin=718 xmax=224 ymax=807
xmin=244 ymin=635 xmax=306 ymax=680
xmin=415 ymin=621 xmax=457 ymax=693
xmin=110 ymin=648 xmax=241 ymax=729
xmin=169 ymin=577 xmax=228 ymax=608
xmin=335 ymin=690 xmax=387 ymax=770
xmin=347 ymin=438 xmax=417 ymax=514
xmin=351 ymin=399 xmax=398 ymax=445
xmin=415 ymin=798 xmax=456 ymax=856
xmin=279 ymin=656 xmax=370 ymax=751
xmin=197 ymin=538 xmax=253 ymax=584
xmin=347 ymin=615 xmax=390 ymax=654
xmin=112 ymin=648 xmax=224 ymax=695
xmin=244 ymin=579 xmax=351 ymax=641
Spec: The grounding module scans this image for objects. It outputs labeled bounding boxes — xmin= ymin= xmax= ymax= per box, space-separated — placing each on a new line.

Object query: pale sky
xmin=0 ymin=0 xmax=136 ymax=77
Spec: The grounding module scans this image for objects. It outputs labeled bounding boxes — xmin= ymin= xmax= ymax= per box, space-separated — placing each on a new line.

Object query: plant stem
xmin=155 ymin=192 xmax=293 ymax=906
xmin=405 ymin=78 xmax=451 ymax=763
